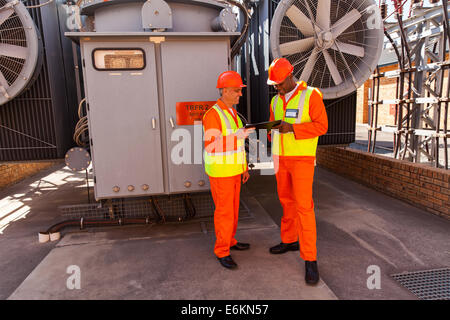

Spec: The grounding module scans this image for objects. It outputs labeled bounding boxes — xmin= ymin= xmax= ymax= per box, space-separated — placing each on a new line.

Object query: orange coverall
xmin=203 ymin=99 xmax=246 ymax=258
xmin=269 ymin=82 xmax=328 ymax=261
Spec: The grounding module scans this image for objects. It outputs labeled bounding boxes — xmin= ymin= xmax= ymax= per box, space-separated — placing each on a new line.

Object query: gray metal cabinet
xmin=82 ymin=41 xmax=164 ymax=199
xmin=161 ymin=39 xmax=230 ymax=193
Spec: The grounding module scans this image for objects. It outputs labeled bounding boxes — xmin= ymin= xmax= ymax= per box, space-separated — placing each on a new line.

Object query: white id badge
xmin=285 ymin=109 xmax=299 ymax=119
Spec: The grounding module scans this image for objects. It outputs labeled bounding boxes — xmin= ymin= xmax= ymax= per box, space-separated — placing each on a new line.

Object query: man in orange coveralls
xmin=267 ymin=58 xmax=328 ymax=284
xmin=202 ymin=71 xmax=254 ymax=269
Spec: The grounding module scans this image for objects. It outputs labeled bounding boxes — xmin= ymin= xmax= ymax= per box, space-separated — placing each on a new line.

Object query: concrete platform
xmin=8 ymin=195 xmax=336 ymax=300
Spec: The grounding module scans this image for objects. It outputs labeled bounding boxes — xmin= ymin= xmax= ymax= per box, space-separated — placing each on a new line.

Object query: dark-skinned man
xmin=267 ymin=58 xmax=328 ymax=285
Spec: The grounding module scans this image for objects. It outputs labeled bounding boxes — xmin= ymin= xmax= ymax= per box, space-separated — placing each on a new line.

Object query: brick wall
xmin=316 ymin=146 xmax=450 ymax=220
xmin=0 ymin=161 xmax=61 ymax=190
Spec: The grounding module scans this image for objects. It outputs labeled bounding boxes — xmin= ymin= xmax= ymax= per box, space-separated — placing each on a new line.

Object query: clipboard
xmin=245 ymin=120 xmax=281 ymax=130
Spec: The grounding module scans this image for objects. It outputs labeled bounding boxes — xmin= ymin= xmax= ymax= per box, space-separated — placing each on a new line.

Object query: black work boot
xmin=230 ymin=242 xmax=250 ymax=251
xmin=269 ymin=241 xmax=299 ymax=254
xmin=217 ymin=255 xmax=238 ymax=269
xmin=305 ymin=260 xmax=319 ymax=285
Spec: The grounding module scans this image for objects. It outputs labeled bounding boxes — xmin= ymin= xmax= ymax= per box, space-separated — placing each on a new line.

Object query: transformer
xmin=66 ymin=0 xmax=242 ymax=200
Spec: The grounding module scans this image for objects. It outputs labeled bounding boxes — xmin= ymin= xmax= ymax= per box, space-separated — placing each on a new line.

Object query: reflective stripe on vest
xmin=204 ymin=105 xmax=247 ymax=177
xmin=271 ymin=87 xmax=319 ymax=157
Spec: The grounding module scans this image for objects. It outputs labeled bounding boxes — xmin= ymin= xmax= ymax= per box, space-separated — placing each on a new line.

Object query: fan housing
xmin=0 ymin=0 xmax=43 ymax=105
xmin=270 ymin=0 xmax=384 ymax=99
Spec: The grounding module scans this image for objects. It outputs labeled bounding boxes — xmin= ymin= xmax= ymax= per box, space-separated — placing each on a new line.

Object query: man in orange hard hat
xmin=267 ymin=58 xmax=328 ymax=285
xmin=203 ymin=70 xmax=255 ymax=269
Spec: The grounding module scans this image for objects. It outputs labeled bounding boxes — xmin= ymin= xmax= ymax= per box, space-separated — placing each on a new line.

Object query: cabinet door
xmin=161 ymin=39 xmax=230 ymax=193
xmin=82 ymin=41 xmax=164 ymax=199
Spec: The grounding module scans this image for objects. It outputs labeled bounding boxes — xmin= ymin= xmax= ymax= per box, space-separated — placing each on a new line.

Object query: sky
xmin=384 ymin=0 xmax=441 ymax=22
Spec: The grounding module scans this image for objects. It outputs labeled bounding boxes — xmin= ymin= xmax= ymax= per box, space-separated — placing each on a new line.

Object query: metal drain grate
xmin=391 ymin=268 xmax=450 ymax=300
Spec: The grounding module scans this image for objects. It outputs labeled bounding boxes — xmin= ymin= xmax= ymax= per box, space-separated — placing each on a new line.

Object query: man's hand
xmin=242 ymin=171 xmax=250 ymax=184
xmin=236 ymin=127 xmax=255 ymax=139
xmin=273 ymin=121 xmax=294 ymax=133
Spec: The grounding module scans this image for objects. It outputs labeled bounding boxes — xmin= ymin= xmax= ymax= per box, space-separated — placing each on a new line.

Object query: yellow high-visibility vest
xmin=271 ymin=85 xmax=319 ymax=157
xmin=204 ymin=105 xmax=247 ymax=177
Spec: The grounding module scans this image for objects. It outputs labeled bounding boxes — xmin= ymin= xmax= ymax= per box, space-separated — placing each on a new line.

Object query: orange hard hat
xmin=216 ymin=71 xmax=246 ymax=88
xmin=267 ymin=58 xmax=294 ymax=85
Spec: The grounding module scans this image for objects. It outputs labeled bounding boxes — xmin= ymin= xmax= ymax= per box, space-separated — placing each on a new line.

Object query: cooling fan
xmin=270 ymin=0 xmax=384 ymax=99
xmin=0 ymin=0 xmax=42 ymax=105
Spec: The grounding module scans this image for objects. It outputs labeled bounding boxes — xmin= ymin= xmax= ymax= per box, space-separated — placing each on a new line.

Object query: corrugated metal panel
xmin=319 ymin=92 xmax=356 ymax=145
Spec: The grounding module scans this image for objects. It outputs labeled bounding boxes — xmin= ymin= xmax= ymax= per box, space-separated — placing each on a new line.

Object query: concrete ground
xmin=249 ymin=170 xmax=450 ymax=299
xmin=3 ymin=164 xmax=336 ymax=300
xmin=1 ymin=162 xmax=449 ymax=300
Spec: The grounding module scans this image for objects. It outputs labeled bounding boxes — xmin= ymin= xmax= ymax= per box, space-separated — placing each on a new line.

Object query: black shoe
xmin=217 ymin=255 xmax=238 ymax=269
xmin=269 ymin=241 xmax=299 ymax=254
xmin=305 ymin=261 xmax=319 ymax=285
xmin=230 ymin=242 xmax=250 ymax=251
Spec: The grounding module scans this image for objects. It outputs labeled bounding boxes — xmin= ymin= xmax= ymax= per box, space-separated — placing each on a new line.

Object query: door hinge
xmin=90 ymin=138 xmax=93 ymax=146
xmin=94 ymin=176 xmax=96 ymax=183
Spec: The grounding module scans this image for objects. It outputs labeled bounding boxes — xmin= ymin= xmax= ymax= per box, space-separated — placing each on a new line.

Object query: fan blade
xmin=299 ymin=48 xmax=318 ymax=82
xmin=316 ymin=0 xmax=331 ymax=30
xmin=286 ymin=5 xmax=315 ymax=37
xmin=0 ymin=44 xmax=28 ymax=59
xmin=0 ymin=8 xmax=14 ymax=27
xmin=0 ymin=70 xmax=9 ymax=89
xmin=323 ymin=49 xmax=343 ymax=85
xmin=332 ymin=42 xmax=364 ymax=57
xmin=331 ymin=9 xmax=361 ymax=38
xmin=280 ymin=37 xmax=314 ymax=56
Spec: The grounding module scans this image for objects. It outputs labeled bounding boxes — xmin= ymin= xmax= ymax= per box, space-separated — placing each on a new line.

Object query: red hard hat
xmin=267 ymin=58 xmax=294 ymax=85
xmin=216 ymin=71 xmax=246 ymax=88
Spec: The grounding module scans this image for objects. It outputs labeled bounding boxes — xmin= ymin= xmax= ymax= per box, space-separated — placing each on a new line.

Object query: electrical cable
xmin=383 ymin=0 xmax=409 ymax=22
xmin=442 ymin=0 xmax=449 ymax=168
xmin=73 ymin=98 xmax=89 ymax=147
xmin=21 ymin=0 xmax=54 ymax=9
xmin=217 ymin=0 xmax=251 ymax=59
xmin=78 ymin=97 xmax=86 ymax=119
xmin=42 ymin=217 xmax=154 ymax=238
xmin=395 ymin=11 xmax=413 ymax=161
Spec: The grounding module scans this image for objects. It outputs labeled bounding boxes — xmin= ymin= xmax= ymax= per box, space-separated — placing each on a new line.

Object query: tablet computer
xmin=245 ymin=120 xmax=281 ymax=130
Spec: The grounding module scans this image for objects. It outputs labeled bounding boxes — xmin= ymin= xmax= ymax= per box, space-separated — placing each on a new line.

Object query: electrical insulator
xmin=410 ymin=0 xmax=423 ymax=15
xmin=429 ymin=0 xmax=439 ymax=3
xmin=381 ymin=1 xmax=387 ymax=19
